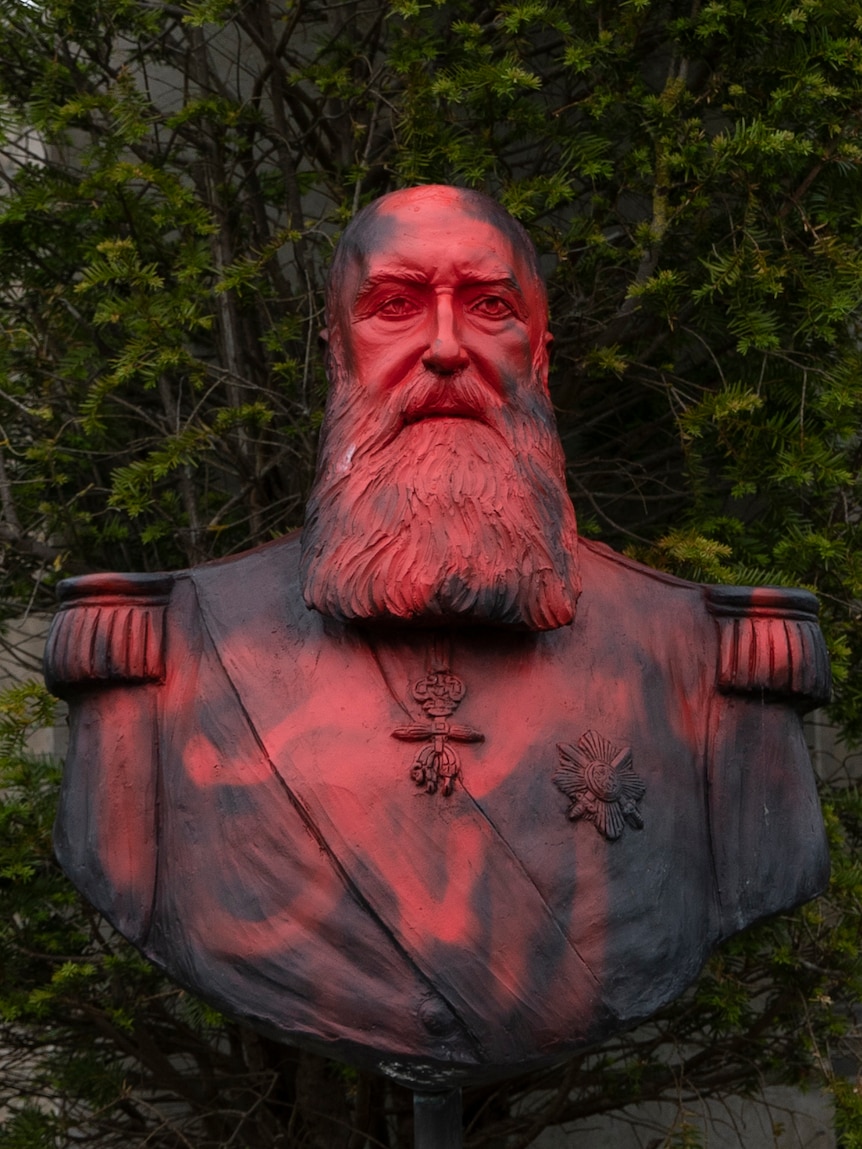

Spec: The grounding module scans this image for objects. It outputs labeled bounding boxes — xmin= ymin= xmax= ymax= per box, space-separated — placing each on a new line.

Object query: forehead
xmin=354 ymin=197 xmax=526 ymax=286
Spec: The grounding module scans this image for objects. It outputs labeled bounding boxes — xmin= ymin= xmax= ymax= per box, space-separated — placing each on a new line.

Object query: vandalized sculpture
xmin=45 ymin=186 xmax=830 ymax=1091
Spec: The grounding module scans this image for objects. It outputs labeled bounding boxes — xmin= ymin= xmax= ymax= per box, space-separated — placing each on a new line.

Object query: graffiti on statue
xmin=45 ymin=186 xmax=830 ymax=1089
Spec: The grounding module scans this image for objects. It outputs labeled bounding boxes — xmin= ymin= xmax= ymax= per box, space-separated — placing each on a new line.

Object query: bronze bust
xmin=45 ymin=186 xmax=830 ymax=1089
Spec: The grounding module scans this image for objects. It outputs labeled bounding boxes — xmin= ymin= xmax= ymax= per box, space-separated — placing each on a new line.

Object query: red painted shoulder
xmin=46 ymin=571 xmax=175 ymax=692
xmin=706 ymin=582 xmax=830 ymax=705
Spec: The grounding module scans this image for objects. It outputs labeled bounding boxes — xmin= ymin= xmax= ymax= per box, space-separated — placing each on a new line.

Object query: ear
xmin=533 ymin=329 xmax=552 ymax=390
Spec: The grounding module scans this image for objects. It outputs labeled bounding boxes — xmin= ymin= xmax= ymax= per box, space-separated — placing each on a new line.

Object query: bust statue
xmin=45 ymin=186 xmax=830 ymax=1089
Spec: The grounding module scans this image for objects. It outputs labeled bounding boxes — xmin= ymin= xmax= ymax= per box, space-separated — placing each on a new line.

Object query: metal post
xmin=413 ymin=1087 xmax=463 ymax=1149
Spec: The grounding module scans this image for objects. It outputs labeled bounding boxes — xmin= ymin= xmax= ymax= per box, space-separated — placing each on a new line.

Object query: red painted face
xmin=339 ymin=191 xmax=551 ymax=415
xmin=303 ymin=187 xmax=579 ymax=630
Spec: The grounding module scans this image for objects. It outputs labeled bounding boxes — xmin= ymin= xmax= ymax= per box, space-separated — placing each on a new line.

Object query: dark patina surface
xmin=45 ymin=187 xmax=830 ymax=1089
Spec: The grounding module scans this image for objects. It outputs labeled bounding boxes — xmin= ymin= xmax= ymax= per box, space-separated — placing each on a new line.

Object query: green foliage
xmin=0 ymin=0 xmax=861 ymax=1145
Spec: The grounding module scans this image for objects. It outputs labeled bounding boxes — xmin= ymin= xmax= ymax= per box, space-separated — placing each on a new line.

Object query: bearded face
xmin=299 ymin=186 xmax=580 ymax=632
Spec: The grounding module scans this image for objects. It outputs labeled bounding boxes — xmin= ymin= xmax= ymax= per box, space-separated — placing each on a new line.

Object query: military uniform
xmin=45 ymin=532 xmax=830 ymax=1086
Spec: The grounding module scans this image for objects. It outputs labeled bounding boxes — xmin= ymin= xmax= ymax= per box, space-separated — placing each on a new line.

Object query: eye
xmin=469 ymin=295 xmax=515 ymax=319
xmin=375 ymin=295 xmax=422 ymax=319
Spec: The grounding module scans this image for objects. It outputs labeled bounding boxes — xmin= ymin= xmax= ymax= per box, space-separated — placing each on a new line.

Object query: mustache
xmin=395 ymin=371 xmax=502 ymax=429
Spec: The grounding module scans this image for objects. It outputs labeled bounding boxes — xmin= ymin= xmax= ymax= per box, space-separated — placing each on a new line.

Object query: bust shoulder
xmin=189 ymin=528 xmax=303 ymax=597
xmin=44 ymin=571 xmax=176 ymax=694
xmin=43 ymin=532 xmax=305 ymax=694
xmin=705 ymin=582 xmax=830 ymax=706
xmin=577 ymin=538 xmax=830 ymax=707
xmin=578 ymin=536 xmax=705 ymax=597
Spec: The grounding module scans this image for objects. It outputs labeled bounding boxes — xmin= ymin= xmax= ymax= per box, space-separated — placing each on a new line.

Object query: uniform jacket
xmin=45 ymin=532 xmax=831 ymax=1087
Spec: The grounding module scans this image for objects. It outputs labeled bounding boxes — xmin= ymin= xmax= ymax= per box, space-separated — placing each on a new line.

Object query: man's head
xmin=300 ymin=185 xmax=580 ymax=630
xmin=323 ymin=184 xmax=550 ymax=382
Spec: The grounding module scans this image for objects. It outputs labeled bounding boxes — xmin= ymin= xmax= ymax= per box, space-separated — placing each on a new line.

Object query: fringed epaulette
xmin=706 ymin=585 xmax=831 ymax=708
xmin=44 ymin=572 xmax=173 ymax=694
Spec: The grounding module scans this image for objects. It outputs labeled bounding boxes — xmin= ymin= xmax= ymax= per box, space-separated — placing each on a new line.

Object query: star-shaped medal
xmin=554 ymin=730 xmax=645 ymax=841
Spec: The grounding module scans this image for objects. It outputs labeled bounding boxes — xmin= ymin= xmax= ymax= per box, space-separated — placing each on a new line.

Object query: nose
xmin=422 ymin=292 xmax=469 ymax=374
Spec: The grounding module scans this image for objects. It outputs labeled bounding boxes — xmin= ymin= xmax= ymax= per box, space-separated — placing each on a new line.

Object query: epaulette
xmin=44 ymin=572 xmax=173 ymax=694
xmin=706 ymin=584 xmax=831 ymax=707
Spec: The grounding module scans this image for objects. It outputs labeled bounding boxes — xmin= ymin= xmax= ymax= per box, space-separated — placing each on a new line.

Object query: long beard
xmin=300 ymin=351 xmax=580 ymax=631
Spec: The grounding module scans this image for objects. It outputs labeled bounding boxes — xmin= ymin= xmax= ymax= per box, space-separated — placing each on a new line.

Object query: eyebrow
xmin=354 ymin=270 xmax=525 ymax=303
xmin=354 ymin=269 xmax=430 ymax=301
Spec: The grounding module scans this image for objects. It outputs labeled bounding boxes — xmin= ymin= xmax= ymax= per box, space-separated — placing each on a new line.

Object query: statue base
xmin=414 ymin=1089 xmax=462 ymax=1149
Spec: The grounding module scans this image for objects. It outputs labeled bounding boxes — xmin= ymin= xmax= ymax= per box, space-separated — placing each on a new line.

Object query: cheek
xmin=349 ymin=327 xmax=426 ymax=392
xmin=469 ymin=326 xmax=534 ymax=386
